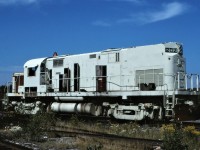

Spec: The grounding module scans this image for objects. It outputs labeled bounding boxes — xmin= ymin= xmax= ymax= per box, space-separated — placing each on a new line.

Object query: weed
xmin=87 ymin=142 xmax=103 ymax=150
xmin=23 ymin=111 xmax=56 ymax=141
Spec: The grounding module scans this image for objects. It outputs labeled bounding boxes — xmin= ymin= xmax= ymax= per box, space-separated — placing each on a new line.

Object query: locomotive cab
xmin=23 ymin=58 xmax=47 ymax=97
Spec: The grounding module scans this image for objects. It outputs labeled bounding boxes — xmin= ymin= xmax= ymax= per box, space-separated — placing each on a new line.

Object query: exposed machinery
xmin=3 ymin=42 xmax=200 ymax=121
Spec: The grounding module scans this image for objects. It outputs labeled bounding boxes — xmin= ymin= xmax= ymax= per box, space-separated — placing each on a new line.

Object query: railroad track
xmin=0 ymin=137 xmax=33 ymax=150
xmin=170 ymin=120 xmax=200 ymax=130
xmin=52 ymin=126 xmax=163 ymax=146
xmin=181 ymin=120 xmax=200 ymax=127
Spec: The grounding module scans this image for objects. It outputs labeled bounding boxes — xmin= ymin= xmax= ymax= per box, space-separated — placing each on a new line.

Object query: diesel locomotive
xmin=3 ymin=42 xmax=200 ymax=121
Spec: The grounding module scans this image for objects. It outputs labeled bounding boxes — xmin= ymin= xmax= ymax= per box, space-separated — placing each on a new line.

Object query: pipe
xmin=54 ymin=97 xmax=84 ymax=101
xmin=12 ymin=76 xmax=16 ymax=93
xmin=191 ymin=74 xmax=193 ymax=90
xmin=197 ymin=75 xmax=199 ymax=91
xmin=185 ymin=74 xmax=187 ymax=90
xmin=177 ymin=72 xmax=180 ymax=89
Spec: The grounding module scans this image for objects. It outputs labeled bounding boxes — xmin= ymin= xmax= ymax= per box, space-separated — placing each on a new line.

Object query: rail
xmin=7 ymin=72 xmax=200 ymax=94
xmin=50 ymin=73 xmax=200 ymax=92
xmin=51 ymin=126 xmax=163 ymax=146
xmin=0 ymin=134 xmax=34 ymax=150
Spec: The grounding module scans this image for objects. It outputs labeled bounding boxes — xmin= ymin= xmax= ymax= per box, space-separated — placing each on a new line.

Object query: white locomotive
xmin=4 ymin=42 xmax=200 ymax=121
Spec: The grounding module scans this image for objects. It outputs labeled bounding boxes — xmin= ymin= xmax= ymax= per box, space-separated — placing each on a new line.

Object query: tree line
xmin=0 ymin=85 xmax=6 ymax=99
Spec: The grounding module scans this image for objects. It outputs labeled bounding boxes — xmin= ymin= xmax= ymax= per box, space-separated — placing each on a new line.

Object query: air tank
xmin=50 ymin=102 xmax=96 ymax=115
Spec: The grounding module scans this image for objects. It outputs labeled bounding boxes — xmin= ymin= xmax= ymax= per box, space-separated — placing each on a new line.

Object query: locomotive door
xmin=59 ymin=74 xmax=63 ymax=91
xmin=74 ymin=63 xmax=80 ymax=92
xmin=59 ymin=68 xmax=71 ymax=92
xmin=64 ymin=68 xmax=71 ymax=92
xmin=96 ymin=65 xmax=107 ymax=92
xmin=13 ymin=75 xmax=24 ymax=93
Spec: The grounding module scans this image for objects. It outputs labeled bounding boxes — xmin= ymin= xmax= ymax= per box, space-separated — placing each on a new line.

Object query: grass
xmin=56 ymin=115 xmax=200 ymax=150
xmin=1 ymin=113 xmax=200 ymax=150
xmin=76 ymin=136 xmax=152 ymax=150
xmin=56 ymin=115 xmax=162 ymax=140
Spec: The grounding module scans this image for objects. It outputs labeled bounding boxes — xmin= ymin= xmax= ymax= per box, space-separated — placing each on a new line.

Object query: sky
xmin=0 ymin=0 xmax=200 ymax=85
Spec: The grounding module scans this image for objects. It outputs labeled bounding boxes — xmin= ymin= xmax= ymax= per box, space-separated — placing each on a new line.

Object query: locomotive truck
xmin=3 ymin=42 xmax=200 ymax=121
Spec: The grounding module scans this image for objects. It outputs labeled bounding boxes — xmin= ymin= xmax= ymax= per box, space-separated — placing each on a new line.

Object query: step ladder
xmin=164 ymin=94 xmax=175 ymax=118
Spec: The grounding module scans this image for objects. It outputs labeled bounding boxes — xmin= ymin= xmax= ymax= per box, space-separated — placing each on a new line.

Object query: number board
xmin=165 ymin=48 xmax=178 ymax=53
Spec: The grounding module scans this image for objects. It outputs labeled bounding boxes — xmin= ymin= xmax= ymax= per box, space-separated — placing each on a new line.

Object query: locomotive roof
xmin=24 ymin=42 xmax=181 ymax=66
xmin=24 ymin=57 xmax=47 ymax=68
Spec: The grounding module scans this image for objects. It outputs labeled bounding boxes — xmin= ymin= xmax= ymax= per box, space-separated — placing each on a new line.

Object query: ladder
xmin=164 ymin=94 xmax=175 ymax=118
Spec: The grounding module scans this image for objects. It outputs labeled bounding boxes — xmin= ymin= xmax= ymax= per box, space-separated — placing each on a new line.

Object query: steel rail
xmin=52 ymin=126 xmax=163 ymax=145
xmin=0 ymin=136 xmax=33 ymax=150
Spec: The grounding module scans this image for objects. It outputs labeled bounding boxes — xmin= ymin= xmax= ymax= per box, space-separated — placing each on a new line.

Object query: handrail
xmin=177 ymin=73 xmax=199 ymax=91
xmin=8 ymin=72 xmax=200 ymax=94
xmin=107 ymin=81 xmax=137 ymax=91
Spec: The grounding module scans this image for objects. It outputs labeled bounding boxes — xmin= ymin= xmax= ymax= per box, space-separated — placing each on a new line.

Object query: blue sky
xmin=0 ymin=0 xmax=200 ymax=85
